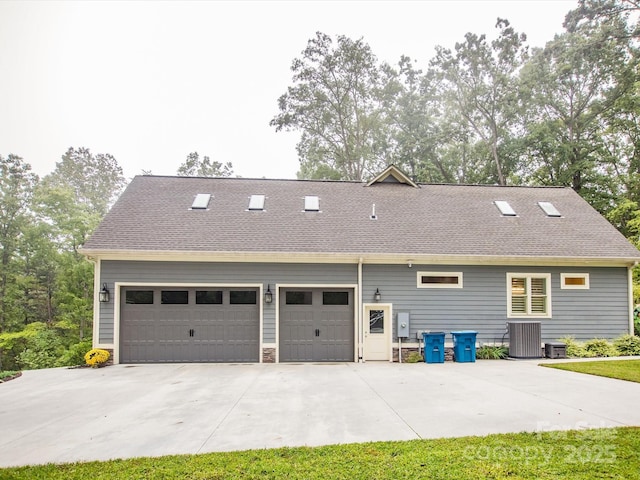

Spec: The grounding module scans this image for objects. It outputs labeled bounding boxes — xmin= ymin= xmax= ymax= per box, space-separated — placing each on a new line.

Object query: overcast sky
xmin=1 ymin=0 xmax=577 ymax=181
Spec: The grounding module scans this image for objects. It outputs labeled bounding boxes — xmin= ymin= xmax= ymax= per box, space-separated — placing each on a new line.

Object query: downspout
xmin=630 ymin=262 xmax=637 ymax=334
xmin=358 ymin=257 xmax=363 ymax=363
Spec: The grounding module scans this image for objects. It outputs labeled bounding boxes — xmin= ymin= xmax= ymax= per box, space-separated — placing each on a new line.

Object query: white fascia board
xmin=80 ymin=248 xmax=640 ymax=267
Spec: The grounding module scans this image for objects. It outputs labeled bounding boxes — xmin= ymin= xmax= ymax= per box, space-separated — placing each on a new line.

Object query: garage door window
xmin=196 ymin=290 xmax=223 ymax=304
xmin=125 ymin=290 xmax=154 ymax=304
xmin=230 ymin=290 xmax=257 ymax=304
xmin=161 ymin=291 xmax=189 ymax=304
xmin=286 ymin=291 xmax=312 ymax=305
xmin=323 ymin=291 xmax=349 ymax=305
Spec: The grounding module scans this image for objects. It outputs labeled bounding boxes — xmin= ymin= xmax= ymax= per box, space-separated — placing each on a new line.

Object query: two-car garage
xmin=119 ymin=286 xmax=355 ymax=364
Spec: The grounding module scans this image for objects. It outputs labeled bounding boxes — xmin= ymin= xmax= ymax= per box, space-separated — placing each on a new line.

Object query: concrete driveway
xmin=1 ymin=359 xmax=640 ymax=467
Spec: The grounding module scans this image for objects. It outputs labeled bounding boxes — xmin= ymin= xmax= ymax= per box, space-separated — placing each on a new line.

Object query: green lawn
xmin=1 ymin=428 xmax=638 ymax=479
xmin=541 ymin=359 xmax=640 ymax=383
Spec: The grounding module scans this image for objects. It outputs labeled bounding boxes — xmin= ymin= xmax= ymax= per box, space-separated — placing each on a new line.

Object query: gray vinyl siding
xmin=363 ymin=265 xmax=630 ymax=344
xmin=98 ymin=261 xmax=357 ymax=344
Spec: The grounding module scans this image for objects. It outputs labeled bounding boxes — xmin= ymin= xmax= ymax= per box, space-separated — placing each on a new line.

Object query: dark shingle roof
xmin=81 ymin=175 xmax=640 ymax=263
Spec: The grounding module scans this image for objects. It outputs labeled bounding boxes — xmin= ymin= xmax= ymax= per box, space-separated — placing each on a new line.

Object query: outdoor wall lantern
xmin=99 ymin=283 xmax=110 ymax=303
xmin=264 ymin=284 xmax=273 ymax=304
xmin=374 ymin=288 xmax=381 ymax=302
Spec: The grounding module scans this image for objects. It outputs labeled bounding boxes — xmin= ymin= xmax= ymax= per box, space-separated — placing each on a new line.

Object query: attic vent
xmin=538 ymin=201 xmax=561 ymax=217
xmin=494 ymin=200 xmax=516 ymax=217
xmin=248 ymin=194 xmax=265 ymax=211
xmin=304 ymin=195 xmax=319 ymax=212
xmin=191 ymin=193 xmax=211 ymax=210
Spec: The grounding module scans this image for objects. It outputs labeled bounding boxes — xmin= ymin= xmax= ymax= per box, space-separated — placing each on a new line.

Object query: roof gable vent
xmin=494 ymin=200 xmax=516 ymax=217
xmin=191 ymin=193 xmax=211 ymax=210
xmin=538 ymin=201 xmax=561 ymax=217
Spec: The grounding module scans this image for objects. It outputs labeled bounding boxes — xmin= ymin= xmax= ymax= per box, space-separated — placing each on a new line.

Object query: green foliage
xmin=2 ymin=428 xmax=640 ymax=479
xmin=0 ymin=370 xmax=20 ymax=381
xmin=404 ymin=351 xmax=423 ymax=363
xmin=56 ymin=340 xmax=93 ymax=367
xmin=613 ymin=334 xmax=640 ymax=356
xmin=16 ymin=327 xmax=65 ymax=370
xmin=177 ymin=152 xmax=234 ymax=177
xmin=583 ymin=338 xmax=620 ymax=357
xmin=476 ymin=345 xmax=509 ymax=360
xmin=557 ymin=336 xmax=589 ymax=357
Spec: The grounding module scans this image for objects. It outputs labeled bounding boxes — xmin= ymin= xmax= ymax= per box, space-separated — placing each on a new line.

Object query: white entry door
xmin=363 ymin=304 xmax=392 ymax=361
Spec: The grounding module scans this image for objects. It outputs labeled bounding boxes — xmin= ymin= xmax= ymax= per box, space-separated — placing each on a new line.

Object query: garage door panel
xmin=120 ymin=287 xmax=259 ymax=363
xmin=280 ymin=288 xmax=354 ymax=362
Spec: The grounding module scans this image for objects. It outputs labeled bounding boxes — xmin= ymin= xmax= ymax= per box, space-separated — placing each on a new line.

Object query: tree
xmin=430 ymin=19 xmax=529 ymax=185
xmin=0 ymin=155 xmax=38 ymax=369
xmin=379 ymin=57 xmax=452 ymax=183
xmin=519 ymin=0 xmax=637 ymax=212
xmin=271 ymin=32 xmax=386 ymax=181
xmin=43 ymin=147 xmax=126 ymax=217
xmin=176 ymin=152 xmax=234 ymax=177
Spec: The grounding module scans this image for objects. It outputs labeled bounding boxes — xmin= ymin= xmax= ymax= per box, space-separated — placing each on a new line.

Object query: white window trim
xmin=506 ymin=273 xmax=552 ymax=318
xmin=561 ymin=273 xmax=590 ymax=290
xmin=417 ymin=271 xmax=463 ymax=289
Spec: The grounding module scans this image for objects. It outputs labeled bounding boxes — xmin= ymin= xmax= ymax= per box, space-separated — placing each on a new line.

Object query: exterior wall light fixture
xmin=99 ymin=283 xmax=110 ymax=303
xmin=265 ymin=284 xmax=273 ymax=304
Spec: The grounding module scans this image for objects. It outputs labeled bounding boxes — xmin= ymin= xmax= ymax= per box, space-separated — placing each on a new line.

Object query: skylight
xmin=494 ymin=200 xmax=516 ymax=216
xmin=248 ymin=194 xmax=265 ymax=211
xmin=538 ymin=201 xmax=562 ymax=217
xmin=191 ymin=193 xmax=211 ymax=210
xmin=304 ymin=195 xmax=319 ymax=211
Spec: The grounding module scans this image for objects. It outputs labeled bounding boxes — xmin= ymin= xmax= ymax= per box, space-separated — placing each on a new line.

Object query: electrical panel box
xmin=397 ymin=312 xmax=410 ymax=338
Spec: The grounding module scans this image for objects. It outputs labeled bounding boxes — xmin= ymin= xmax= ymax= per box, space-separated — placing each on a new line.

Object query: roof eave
xmin=79 ymin=248 xmax=640 ymax=267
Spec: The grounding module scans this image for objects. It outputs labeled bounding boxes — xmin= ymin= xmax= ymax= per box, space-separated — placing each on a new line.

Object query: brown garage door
xmin=120 ymin=287 xmax=259 ymax=363
xmin=279 ymin=288 xmax=354 ymax=362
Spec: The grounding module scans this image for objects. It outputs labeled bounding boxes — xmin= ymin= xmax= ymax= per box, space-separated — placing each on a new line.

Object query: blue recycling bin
xmin=451 ymin=331 xmax=477 ymax=363
xmin=423 ymin=332 xmax=445 ymax=363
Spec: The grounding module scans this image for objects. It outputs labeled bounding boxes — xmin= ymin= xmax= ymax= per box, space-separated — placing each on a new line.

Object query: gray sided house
xmin=80 ymin=166 xmax=640 ymax=364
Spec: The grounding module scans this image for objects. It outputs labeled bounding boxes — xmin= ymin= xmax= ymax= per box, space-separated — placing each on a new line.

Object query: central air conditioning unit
xmin=508 ymin=321 xmax=542 ymax=358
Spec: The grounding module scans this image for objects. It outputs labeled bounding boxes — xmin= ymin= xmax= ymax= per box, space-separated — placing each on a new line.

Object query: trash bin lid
xmin=450 ymin=330 xmax=477 ymax=334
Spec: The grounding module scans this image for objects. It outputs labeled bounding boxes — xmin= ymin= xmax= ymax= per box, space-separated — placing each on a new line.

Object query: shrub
xmin=614 ymin=334 xmax=640 ymax=356
xmin=476 ymin=345 xmax=508 ymax=360
xmin=405 ymin=351 xmax=423 ymax=363
xmin=635 ymin=317 xmax=640 ymax=337
xmin=84 ymin=348 xmax=110 ymax=368
xmin=56 ymin=340 xmax=94 ymax=367
xmin=583 ymin=338 xmax=619 ymax=357
xmin=557 ymin=336 xmax=589 ymax=357
xmin=16 ymin=328 xmax=65 ymax=370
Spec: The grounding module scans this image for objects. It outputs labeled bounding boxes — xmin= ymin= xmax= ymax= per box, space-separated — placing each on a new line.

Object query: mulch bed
xmin=0 ymin=372 xmax=22 ymax=383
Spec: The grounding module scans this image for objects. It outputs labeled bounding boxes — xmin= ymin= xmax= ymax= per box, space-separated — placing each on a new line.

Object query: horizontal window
xmin=230 ymin=290 xmax=257 ymax=305
xmin=561 ymin=273 xmax=589 ymax=290
xmin=125 ymin=290 xmax=154 ymax=304
xmin=286 ymin=291 xmax=312 ymax=305
xmin=161 ymin=290 xmax=189 ymax=304
xmin=196 ymin=290 xmax=223 ymax=304
xmin=417 ymin=272 xmax=463 ymax=289
xmin=323 ymin=291 xmax=349 ymax=305
xmin=507 ymin=273 xmax=551 ymax=318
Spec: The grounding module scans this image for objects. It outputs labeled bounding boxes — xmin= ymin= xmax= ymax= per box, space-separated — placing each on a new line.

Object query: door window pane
xmin=196 ymin=290 xmax=223 ymax=304
xmin=125 ymin=290 xmax=154 ymax=304
xmin=161 ymin=290 xmax=189 ymax=304
xmin=286 ymin=291 xmax=312 ymax=305
xmin=230 ymin=290 xmax=257 ymax=304
xmin=323 ymin=291 xmax=349 ymax=305
xmin=369 ymin=310 xmax=384 ymax=334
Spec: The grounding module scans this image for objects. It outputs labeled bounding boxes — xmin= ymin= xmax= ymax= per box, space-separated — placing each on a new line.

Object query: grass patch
xmin=1 ymin=428 xmax=639 ymax=479
xmin=542 ymin=359 xmax=640 ymax=383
